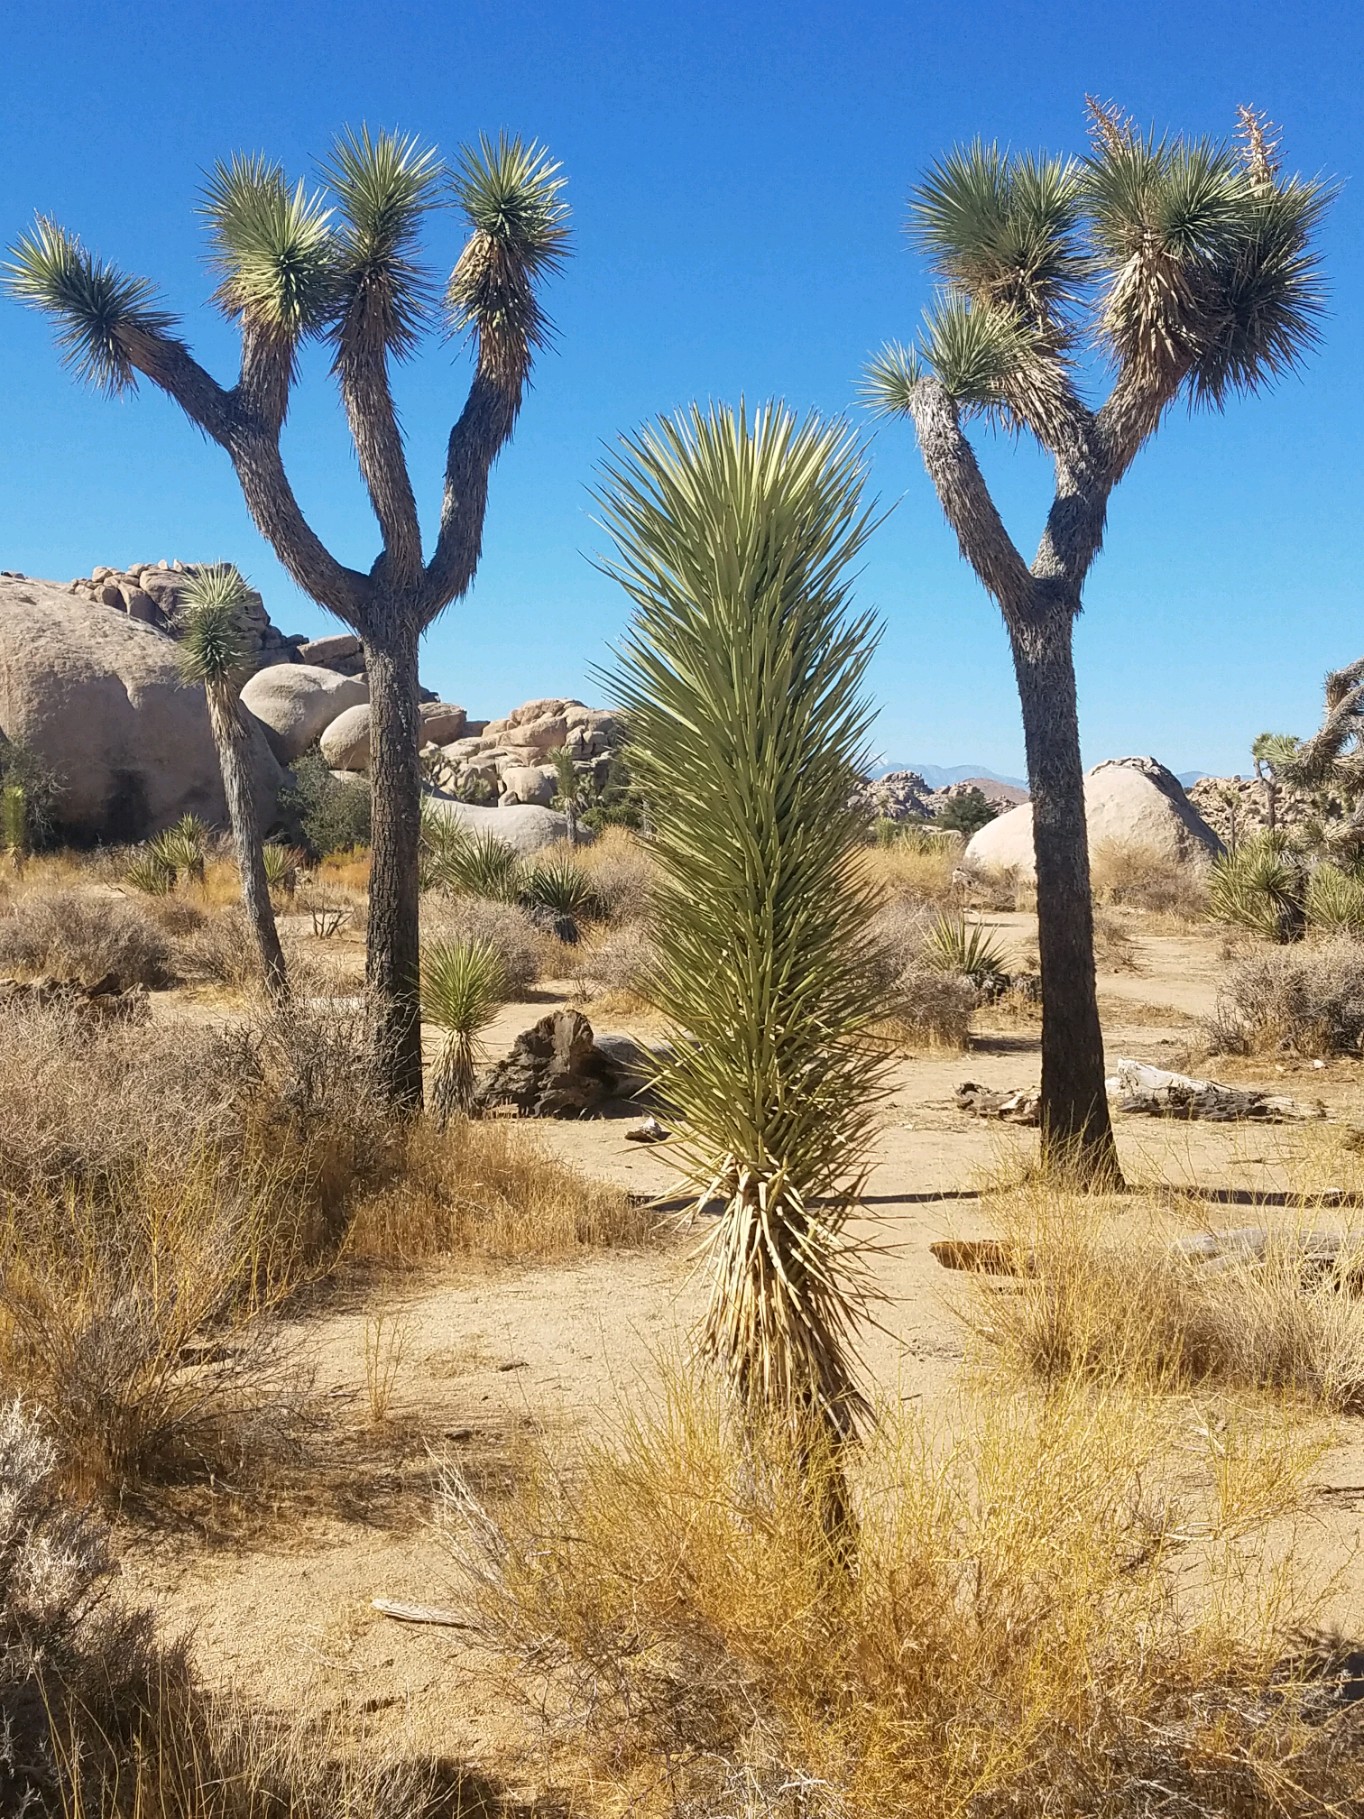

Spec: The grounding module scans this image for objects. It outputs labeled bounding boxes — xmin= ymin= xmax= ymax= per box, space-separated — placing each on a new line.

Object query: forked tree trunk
xmin=364 ymin=621 xmax=425 ymax=1108
xmin=1008 ymin=608 xmax=1122 ymax=1186
xmin=204 ymin=685 xmax=289 ymax=1006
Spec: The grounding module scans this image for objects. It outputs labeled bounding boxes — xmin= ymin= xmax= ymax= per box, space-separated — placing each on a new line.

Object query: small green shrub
xmin=1305 ymin=862 xmax=1364 ymax=936
xmin=279 ymin=747 xmax=372 ymax=858
xmin=934 ymin=786 xmax=997 ymax=837
xmin=1207 ymin=834 xmax=1306 ymax=942
xmin=421 ymin=937 xmax=506 ymax=1122
xmin=519 ymin=855 xmax=607 ymax=942
xmin=922 ymin=913 xmax=1009 ymax=983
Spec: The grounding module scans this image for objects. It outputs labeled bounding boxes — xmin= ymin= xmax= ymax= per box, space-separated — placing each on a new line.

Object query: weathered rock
xmin=297 ymin=633 xmax=362 ymax=667
xmin=420 ymin=701 xmax=466 ymax=745
xmin=319 ymin=702 xmax=373 ymax=771
xmin=1108 ymin=1057 xmax=1324 ymax=1122
xmin=0 ymin=576 xmax=283 ymax=841
xmin=499 ymin=764 xmax=556 ymax=807
xmin=420 ymin=795 xmax=573 ymax=855
xmin=240 ymin=664 xmax=368 ymax=762
xmin=964 ymin=757 xmax=1221 ymax=880
xmin=473 ymin=1009 xmax=621 ymax=1117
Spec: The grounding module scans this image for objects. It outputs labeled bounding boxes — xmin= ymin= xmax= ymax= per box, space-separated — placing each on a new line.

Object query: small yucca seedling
xmin=262 ymin=841 xmax=304 ymax=895
xmin=1207 ymin=834 xmax=1305 ymax=942
xmin=1305 ymin=862 xmax=1364 ymax=936
xmin=422 ymin=936 xmax=507 ymax=1124
xmin=922 ymin=914 xmax=1009 ymax=983
xmin=519 ymin=855 xmax=606 ymax=943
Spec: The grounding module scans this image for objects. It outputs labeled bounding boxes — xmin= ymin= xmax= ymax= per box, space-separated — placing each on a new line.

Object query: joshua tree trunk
xmin=364 ymin=621 xmax=425 ymax=1107
xmin=204 ymin=685 xmax=289 ymax=1006
xmin=1009 ymin=610 xmax=1120 ymax=1181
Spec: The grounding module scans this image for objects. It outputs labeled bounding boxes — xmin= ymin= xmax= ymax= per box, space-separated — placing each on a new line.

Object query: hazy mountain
xmin=876 ymin=761 xmax=1030 ymax=791
xmin=1176 ymin=770 xmax=1211 ymax=786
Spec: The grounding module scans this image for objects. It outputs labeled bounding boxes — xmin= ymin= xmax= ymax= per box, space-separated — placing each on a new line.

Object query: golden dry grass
xmin=857 ymin=839 xmax=962 ymax=908
xmin=445 ymin=1366 xmax=1355 ymax=1817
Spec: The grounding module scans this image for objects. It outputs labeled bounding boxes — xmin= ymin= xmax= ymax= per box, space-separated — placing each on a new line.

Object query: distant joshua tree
xmin=1277 ymin=660 xmax=1364 ymax=855
xmin=6 ymin=129 xmax=570 ymax=1106
xmin=1251 ymin=729 xmax=1301 ymax=832
xmin=175 ymin=564 xmax=289 ymax=1003
xmin=866 ymin=101 xmax=1329 ymax=1183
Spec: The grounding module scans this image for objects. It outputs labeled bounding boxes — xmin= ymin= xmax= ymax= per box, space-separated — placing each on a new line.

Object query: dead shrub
xmin=573 ymin=826 xmax=656 ymax=923
xmin=885 ymin=968 xmax=975 ymax=1048
xmin=1207 ymin=937 xmax=1364 ymax=1056
xmin=1091 ymin=839 xmax=1208 ymax=916
xmin=421 ymin=894 xmax=545 ymax=997
xmin=0 ymin=888 xmax=171 ymax=988
xmin=446 ymin=1369 xmax=1350 ymax=1817
xmin=955 ymin=860 xmax=1022 ymax=912
xmin=1093 ymin=906 xmax=1140 ymax=972
xmin=576 ymin=919 xmax=657 ymax=1001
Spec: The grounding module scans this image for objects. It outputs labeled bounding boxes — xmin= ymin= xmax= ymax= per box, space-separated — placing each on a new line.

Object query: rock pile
xmin=1185 ymin=774 xmax=1347 ymax=845
xmin=854 ymin=770 xmax=1030 ymax=824
xmin=435 ymin=698 xmax=622 ymax=806
xmin=67 ymin=561 xmax=298 ymax=662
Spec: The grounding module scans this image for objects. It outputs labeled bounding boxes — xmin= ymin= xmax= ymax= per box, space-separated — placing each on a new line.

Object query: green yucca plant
xmin=922 ymin=913 xmax=1010 ymax=984
xmin=1305 ymin=861 xmax=1364 ymax=936
xmin=125 ymin=849 xmax=175 ymax=895
xmin=431 ymin=827 xmax=525 ymax=903
xmin=600 ymin=402 xmax=891 ymax=1498
xmin=421 ymin=936 xmax=506 ymax=1124
xmin=1207 ymin=833 xmax=1306 ymax=942
xmin=262 ymin=841 xmax=305 ymax=895
xmin=147 ymin=817 xmax=209 ymax=885
xmin=518 ymin=855 xmax=606 ymax=943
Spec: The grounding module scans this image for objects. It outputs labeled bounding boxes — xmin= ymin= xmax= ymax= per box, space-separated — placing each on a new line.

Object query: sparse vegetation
xmin=1208 ymin=936 xmax=1364 ymax=1055
xmin=1091 ymin=838 xmax=1208 ymax=917
xmin=0 ymin=887 xmax=170 ymax=987
xmin=281 ymin=746 xmax=373 ymax=858
xmin=421 ymin=936 xmax=506 ymax=1121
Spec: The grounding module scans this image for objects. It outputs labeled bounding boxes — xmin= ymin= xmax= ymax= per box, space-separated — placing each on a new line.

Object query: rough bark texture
xmin=204 ymin=682 xmax=289 ymax=1006
xmin=363 ymin=623 xmax=424 ymax=1107
xmin=1008 ymin=612 xmax=1121 ymax=1181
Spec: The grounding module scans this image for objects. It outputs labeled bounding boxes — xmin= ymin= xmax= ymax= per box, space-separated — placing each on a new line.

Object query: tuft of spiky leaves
xmin=518 ymin=856 xmax=606 ymax=943
xmin=199 ymin=156 xmax=336 ymax=341
xmin=922 ymin=914 xmax=1010 ymax=983
xmin=262 ymin=841 xmax=305 ymax=894
xmin=428 ymin=825 xmax=524 ymax=903
xmin=173 ymin=563 xmax=257 ymax=688
xmin=1305 ymin=863 xmax=1364 ymax=936
xmin=3 ymin=217 xmax=178 ymax=392
xmin=421 ymin=936 xmax=506 ymax=1123
xmin=325 ymin=126 xmax=443 ymax=360
xmin=1207 ymin=833 xmax=1305 ymax=942
xmin=446 ymin=134 xmax=570 ymax=387
xmin=599 ymin=402 xmax=891 ymax=1454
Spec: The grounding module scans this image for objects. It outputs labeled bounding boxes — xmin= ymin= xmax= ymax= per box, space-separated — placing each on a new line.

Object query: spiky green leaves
xmin=600 ymin=402 xmax=889 ymax=1439
xmin=173 ymin=564 xmax=257 ymax=687
xmin=201 ymin=156 xmax=336 ymax=343
xmin=3 ymin=218 xmax=178 ymax=392
xmin=325 ymin=128 xmax=443 ymax=361
xmin=421 ymin=935 xmax=506 ymax=1122
xmin=912 ymin=142 xmax=1085 ymax=331
xmin=447 ymin=134 xmax=570 ymax=385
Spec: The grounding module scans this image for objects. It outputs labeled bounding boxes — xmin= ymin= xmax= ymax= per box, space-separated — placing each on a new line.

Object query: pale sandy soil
xmin=121 ymin=916 xmax=1364 ymax=1788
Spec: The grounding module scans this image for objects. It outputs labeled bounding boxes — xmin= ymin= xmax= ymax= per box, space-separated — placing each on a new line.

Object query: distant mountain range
xmin=876 ymin=762 xmax=1029 ymax=791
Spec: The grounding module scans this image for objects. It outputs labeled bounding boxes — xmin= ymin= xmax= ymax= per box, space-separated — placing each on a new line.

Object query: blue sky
xmin=0 ymin=0 xmax=1359 ymax=777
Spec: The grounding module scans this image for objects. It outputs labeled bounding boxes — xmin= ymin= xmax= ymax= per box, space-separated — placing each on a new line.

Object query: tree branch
xmin=422 ymin=364 xmax=521 ymax=619
xmin=120 ymin=324 xmax=238 ymax=444
xmin=906 ymin=377 xmax=1035 ymax=619
xmin=335 ymin=341 xmax=424 ymax=589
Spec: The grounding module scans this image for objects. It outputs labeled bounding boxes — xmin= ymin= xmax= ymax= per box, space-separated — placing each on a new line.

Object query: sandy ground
xmin=122 ymin=916 xmax=1364 ymax=1787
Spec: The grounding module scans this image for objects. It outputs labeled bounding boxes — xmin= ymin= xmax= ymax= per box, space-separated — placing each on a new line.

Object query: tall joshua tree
xmin=601 ymin=404 xmax=890 ymax=1520
xmin=865 ymin=102 xmax=1328 ymax=1183
xmin=6 ymin=129 xmax=570 ymax=1105
xmin=176 ymin=564 xmax=288 ymax=1004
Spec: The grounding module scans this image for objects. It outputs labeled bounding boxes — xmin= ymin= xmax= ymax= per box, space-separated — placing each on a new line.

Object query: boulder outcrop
xmin=964 ymin=757 xmax=1221 ymax=880
xmin=239 ymin=664 xmax=368 ymax=762
xmin=0 ymin=576 xmax=283 ymax=841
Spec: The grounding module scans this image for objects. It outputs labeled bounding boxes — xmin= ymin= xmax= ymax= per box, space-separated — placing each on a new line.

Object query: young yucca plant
xmin=176 ymin=565 xmax=289 ymax=1002
xmin=437 ymin=828 xmax=525 ymax=903
xmin=150 ymin=814 xmax=211 ymax=884
xmin=518 ymin=854 xmax=606 ymax=943
xmin=1207 ymin=833 xmax=1306 ymax=943
xmin=1305 ymin=861 xmax=1364 ymax=936
xmin=922 ymin=913 xmax=1010 ymax=984
xmin=125 ymin=850 xmax=176 ymax=896
xmin=421 ymin=936 xmax=506 ymax=1124
xmin=600 ymin=403 xmax=890 ymax=1508
xmin=1 ymin=785 xmax=28 ymax=872
xmin=261 ymin=841 xmax=305 ymax=895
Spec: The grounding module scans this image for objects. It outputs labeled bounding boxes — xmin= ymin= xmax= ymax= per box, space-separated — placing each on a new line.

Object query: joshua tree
xmin=865 ymin=102 xmax=1328 ymax=1182
xmin=601 ymin=403 xmax=890 ymax=1520
xmin=176 ymin=565 xmax=289 ymax=1003
xmin=421 ymin=937 xmax=506 ymax=1124
xmin=1251 ymin=730 xmax=1300 ymax=831
xmin=6 ymin=128 xmax=570 ymax=1105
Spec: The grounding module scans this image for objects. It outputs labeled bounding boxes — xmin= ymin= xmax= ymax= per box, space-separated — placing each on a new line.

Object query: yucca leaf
xmin=174 ymin=564 xmax=257 ymax=687
xmin=421 ymin=935 xmax=506 ymax=1123
xmin=200 ymin=156 xmax=336 ymax=340
xmin=324 ymin=126 xmax=443 ymax=360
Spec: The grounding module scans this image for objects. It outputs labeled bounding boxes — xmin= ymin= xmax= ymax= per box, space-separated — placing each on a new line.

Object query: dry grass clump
xmin=1208 ymin=936 xmax=1364 ymax=1056
xmin=966 ymin=1181 xmax=1364 ymax=1412
xmin=866 ymin=901 xmax=975 ymax=1048
xmin=1093 ymin=905 xmax=1140 ymax=971
xmin=573 ymin=825 xmax=657 ymax=923
xmin=421 ymin=894 xmax=546 ymax=997
xmin=345 ymin=1117 xmax=650 ymax=1264
xmin=1091 ymin=838 xmax=1209 ymax=917
xmin=858 ymin=838 xmax=961 ymax=908
xmin=574 ymin=918 xmax=657 ymax=1005
xmin=0 ymin=887 xmax=171 ymax=987
xmin=447 ymin=1370 xmax=1353 ymax=1817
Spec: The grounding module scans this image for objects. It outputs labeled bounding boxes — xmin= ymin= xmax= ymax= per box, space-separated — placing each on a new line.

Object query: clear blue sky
xmin=0 ymin=0 xmax=1358 ymax=777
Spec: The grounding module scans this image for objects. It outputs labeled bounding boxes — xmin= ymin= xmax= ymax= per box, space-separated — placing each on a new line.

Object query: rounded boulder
xmin=0 ymin=576 xmax=283 ymax=841
xmin=239 ymin=664 xmax=368 ymax=762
